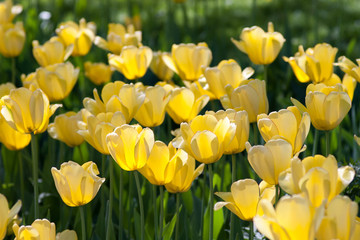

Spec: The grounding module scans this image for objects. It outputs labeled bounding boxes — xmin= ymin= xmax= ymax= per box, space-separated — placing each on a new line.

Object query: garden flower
xmin=284 ymin=43 xmax=338 ymax=84
xmin=257 ymin=106 xmax=311 ymax=154
xmin=108 ymin=45 xmax=152 ymax=80
xmin=246 ymin=139 xmax=292 ymax=185
xmin=95 ymin=23 xmax=141 ymax=55
xmin=214 ymin=179 xmax=274 ymax=221
xmin=35 ymin=62 xmax=79 ymax=102
xmin=0 ymin=194 xmax=21 ymax=240
xmin=106 ymin=124 xmax=155 ymax=171
xmin=204 ymin=59 xmax=254 ymax=99
xmin=0 ymin=21 xmax=25 ymax=57
xmin=32 ymin=37 xmax=73 ymax=67
xmin=13 ymin=219 xmax=77 ymax=240
xmin=84 ymin=62 xmax=112 ymax=85
xmin=48 ymin=109 xmax=90 ymax=147
xmin=150 ymin=51 xmax=174 ymax=82
xmin=166 ymin=87 xmax=209 ymax=124
xmin=206 ymin=109 xmax=249 ymax=154
xmin=173 ymin=114 xmax=236 ymax=164
xmin=335 ymin=56 xmax=360 ymax=82
xmin=78 ymin=111 xmax=126 ymax=155
xmin=220 ymin=79 xmax=269 ymax=123
xmin=231 ymin=22 xmax=285 ymax=65
xmin=162 ymin=42 xmax=212 ymax=82
xmin=134 ymin=85 xmax=170 ymax=127
xmin=56 ymin=18 xmax=96 ymax=56
xmin=184 ymin=77 xmax=216 ymax=100
xmin=1 ymin=88 xmax=61 ymax=134
xmin=51 ymin=161 xmax=105 ymax=207
xmin=254 ymin=195 xmax=325 ymax=240
xmin=0 ymin=0 xmax=22 ymax=24
xmin=291 ymin=83 xmax=351 ymax=131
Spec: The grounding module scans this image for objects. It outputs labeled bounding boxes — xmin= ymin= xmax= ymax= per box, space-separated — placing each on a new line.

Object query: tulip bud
xmin=0 ymin=21 xmax=25 ymax=58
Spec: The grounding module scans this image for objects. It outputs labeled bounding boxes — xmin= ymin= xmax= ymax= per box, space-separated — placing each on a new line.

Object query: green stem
xmin=230 ymin=155 xmax=236 ymax=240
xmin=263 ymin=64 xmax=268 ymax=83
xmin=77 ymin=145 xmax=84 ymax=163
xmin=252 ymin=123 xmax=258 ymax=145
xmin=11 ymin=57 xmax=16 ymax=86
xmin=175 ymin=192 xmax=181 ymax=240
xmin=134 ymin=171 xmax=144 ymax=240
xmin=80 ymin=206 xmax=86 ymax=240
xmin=31 ymin=133 xmax=39 ymax=220
xmin=199 ymin=167 xmax=206 ymax=239
xmin=325 ymin=130 xmax=330 ymax=156
xmin=249 ymin=221 xmax=254 ymax=240
xmin=275 ymin=184 xmax=280 ymax=206
xmin=118 ymin=168 xmax=123 ymax=240
xmin=352 ymin=106 xmax=357 ymax=162
xmin=19 ymin=151 xmax=25 ymax=221
xmin=209 ymin=164 xmax=214 ymax=240
xmin=312 ymin=129 xmax=319 ymax=156
xmin=106 ymin=156 xmax=114 ymax=240
xmin=159 ymin=185 xmax=164 ymax=240
xmin=128 ymin=171 xmax=134 ymax=239
xmin=153 ymin=185 xmax=158 ymax=240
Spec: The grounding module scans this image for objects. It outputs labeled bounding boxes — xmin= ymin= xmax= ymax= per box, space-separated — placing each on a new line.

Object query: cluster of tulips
xmin=0 ymin=0 xmax=359 ymax=239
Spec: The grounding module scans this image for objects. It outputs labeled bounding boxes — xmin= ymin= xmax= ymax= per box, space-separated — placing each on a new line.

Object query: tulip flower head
xmin=335 ymin=56 xmax=360 ymax=83
xmin=150 ymin=51 xmax=174 ymax=82
xmin=84 ymin=61 xmax=113 ymax=85
xmin=0 ymin=21 xmax=25 ymax=58
xmin=0 ymin=194 xmax=21 ymax=240
xmin=162 ymin=42 xmax=212 ymax=82
xmin=232 ymin=22 xmax=285 ymax=65
xmin=51 ymin=161 xmax=105 ymax=207
xmin=291 ymin=83 xmax=351 ymax=131
xmin=0 ymin=0 xmax=22 ymax=24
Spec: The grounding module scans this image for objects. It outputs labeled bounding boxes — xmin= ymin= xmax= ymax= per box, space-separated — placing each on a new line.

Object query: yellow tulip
xmin=204 ymin=59 xmax=254 ymax=99
xmin=232 ymin=22 xmax=285 ymax=65
xmin=254 ymin=195 xmax=325 ymax=240
xmin=162 ymin=42 xmax=212 ymax=81
xmin=206 ymin=109 xmax=249 ymax=154
xmin=215 ymin=179 xmax=274 ymax=221
xmin=95 ymin=23 xmax=141 ymax=55
xmin=13 ymin=219 xmax=77 ymax=240
xmin=35 ymin=62 xmax=79 ymax=102
xmin=220 ymin=79 xmax=269 ymax=123
xmin=32 ymin=37 xmax=73 ymax=67
xmin=166 ymin=87 xmax=209 ymax=124
xmin=257 ymin=106 xmax=311 ymax=154
xmin=150 ymin=51 xmax=174 ymax=82
xmin=351 ymin=218 xmax=360 ymax=240
xmin=48 ymin=109 xmax=90 ymax=147
xmin=106 ymin=124 xmax=154 ymax=171
xmin=284 ymin=43 xmax=338 ymax=84
xmin=134 ymin=85 xmax=169 ymax=127
xmin=108 ymin=45 xmax=152 ymax=80
xmin=56 ymin=18 xmax=96 ymax=56
xmin=173 ymin=114 xmax=236 ymax=164
xmin=84 ymin=62 xmax=112 ymax=85
xmin=323 ymin=72 xmax=357 ymax=101
xmin=21 ymin=72 xmax=38 ymax=91
xmin=184 ymin=77 xmax=216 ymax=100
xmin=291 ymin=83 xmax=351 ymax=131
xmin=78 ymin=111 xmax=126 ymax=155
xmin=1 ymin=88 xmax=61 ymax=134
xmin=0 ymin=194 xmax=21 ymax=240
xmin=0 ymin=21 xmax=25 ymax=57
xmin=0 ymin=0 xmax=22 ymax=24
xmin=316 ymin=196 xmax=358 ymax=240
xmin=246 ymin=139 xmax=292 ymax=185
xmin=51 ymin=161 xmax=105 ymax=207
xmin=335 ymin=56 xmax=360 ymax=82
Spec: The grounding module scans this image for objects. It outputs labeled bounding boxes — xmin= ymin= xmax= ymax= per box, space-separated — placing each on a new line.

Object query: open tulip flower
xmin=0 ymin=194 xmax=21 ymax=240
xmin=84 ymin=61 xmax=113 ymax=85
xmin=162 ymin=42 xmax=212 ymax=82
xmin=335 ymin=56 xmax=360 ymax=82
xmin=0 ymin=0 xmax=22 ymax=24
xmin=204 ymin=59 xmax=254 ymax=99
xmin=51 ymin=161 xmax=105 ymax=207
xmin=35 ymin=62 xmax=79 ymax=102
xmin=95 ymin=23 xmax=142 ymax=55
xmin=106 ymin=124 xmax=155 ymax=171
xmin=0 ymin=21 xmax=25 ymax=58
xmin=316 ymin=196 xmax=359 ymax=240
xmin=0 ymin=87 xmax=61 ymax=134
xmin=150 ymin=51 xmax=174 ymax=82
xmin=257 ymin=106 xmax=311 ymax=155
xmin=291 ymin=83 xmax=351 ymax=131
xmin=254 ymin=195 xmax=325 ymax=240
xmin=232 ymin=22 xmax=285 ymax=65
xmin=220 ymin=79 xmax=269 ymax=123
xmin=108 ymin=45 xmax=152 ymax=80
xmin=246 ymin=139 xmax=293 ymax=185
xmin=13 ymin=219 xmax=77 ymax=240
xmin=284 ymin=43 xmax=338 ymax=84
xmin=32 ymin=37 xmax=73 ymax=67
xmin=56 ymin=18 xmax=96 ymax=57
xmin=278 ymin=155 xmax=355 ymax=208
xmin=173 ymin=114 xmax=236 ymax=164
xmin=166 ymin=87 xmax=209 ymax=124
xmin=214 ymin=179 xmax=275 ymax=221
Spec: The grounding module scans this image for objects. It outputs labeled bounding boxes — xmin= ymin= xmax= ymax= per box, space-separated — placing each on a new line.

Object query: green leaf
xmin=181 ymin=190 xmax=193 ymax=214
xmin=163 ymin=205 xmax=182 ymax=240
xmin=202 ymin=204 xmax=224 ymax=240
